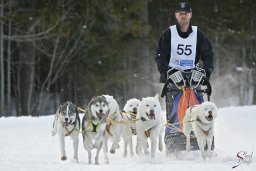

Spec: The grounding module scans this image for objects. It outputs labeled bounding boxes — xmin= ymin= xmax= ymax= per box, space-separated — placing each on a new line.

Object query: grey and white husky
xmin=51 ymin=101 xmax=80 ymax=162
xmin=82 ymin=96 xmax=109 ymax=165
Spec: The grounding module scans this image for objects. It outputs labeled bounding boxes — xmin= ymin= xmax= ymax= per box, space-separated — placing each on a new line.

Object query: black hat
xmin=175 ymin=2 xmax=192 ymax=13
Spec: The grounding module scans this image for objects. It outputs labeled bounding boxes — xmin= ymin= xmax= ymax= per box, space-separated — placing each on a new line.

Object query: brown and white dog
xmin=136 ymin=94 xmax=164 ymax=159
xmin=183 ymin=101 xmax=218 ymax=159
xmin=121 ymin=98 xmax=141 ymax=157
xmin=51 ymin=101 xmax=80 ymax=162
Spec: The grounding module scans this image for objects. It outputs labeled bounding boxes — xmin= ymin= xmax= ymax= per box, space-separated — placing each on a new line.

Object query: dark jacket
xmin=155 ymin=24 xmax=214 ymax=83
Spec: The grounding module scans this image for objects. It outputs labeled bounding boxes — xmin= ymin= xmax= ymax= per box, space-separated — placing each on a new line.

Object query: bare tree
xmin=6 ymin=0 xmax=12 ymax=115
xmin=34 ymin=30 xmax=83 ymax=116
xmin=0 ymin=0 xmax=4 ymax=116
xmin=2 ymin=0 xmax=86 ymax=116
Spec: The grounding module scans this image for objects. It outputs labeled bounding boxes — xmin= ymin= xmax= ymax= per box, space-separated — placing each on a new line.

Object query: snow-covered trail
xmin=0 ymin=106 xmax=256 ymax=171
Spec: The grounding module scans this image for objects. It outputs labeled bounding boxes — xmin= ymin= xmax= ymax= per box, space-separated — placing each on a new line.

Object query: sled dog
xmin=102 ymin=95 xmax=122 ymax=164
xmin=183 ymin=101 xmax=218 ymax=159
xmin=136 ymin=94 xmax=164 ymax=158
xmin=51 ymin=101 xmax=80 ymax=162
xmin=121 ymin=98 xmax=141 ymax=157
xmin=82 ymin=96 xmax=109 ymax=165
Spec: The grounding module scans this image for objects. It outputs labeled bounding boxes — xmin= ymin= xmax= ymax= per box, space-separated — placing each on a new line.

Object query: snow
xmin=1 ymin=106 xmax=256 ymax=171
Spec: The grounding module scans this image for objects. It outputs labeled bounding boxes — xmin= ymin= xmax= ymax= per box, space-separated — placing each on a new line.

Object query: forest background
xmin=0 ymin=0 xmax=255 ymax=116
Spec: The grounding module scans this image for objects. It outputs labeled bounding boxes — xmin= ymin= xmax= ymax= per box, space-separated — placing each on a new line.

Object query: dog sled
xmin=161 ymin=66 xmax=214 ymax=154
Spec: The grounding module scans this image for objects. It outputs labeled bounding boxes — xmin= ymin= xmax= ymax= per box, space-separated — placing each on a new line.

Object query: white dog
xmin=102 ymin=95 xmax=122 ymax=164
xmin=82 ymin=96 xmax=109 ymax=165
xmin=121 ymin=98 xmax=141 ymax=157
xmin=183 ymin=101 xmax=218 ymax=159
xmin=136 ymin=94 xmax=164 ymax=158
xmin=51 ymin=101 xmax=80 ymax=162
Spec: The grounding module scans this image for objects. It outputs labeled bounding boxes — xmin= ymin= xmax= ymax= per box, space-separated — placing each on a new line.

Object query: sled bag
xmin=165 ymin=88 xmax=204 ymax=135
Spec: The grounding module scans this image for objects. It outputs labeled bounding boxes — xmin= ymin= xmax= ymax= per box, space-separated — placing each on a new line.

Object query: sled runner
xmin=161 ymin=67 xmax=214 ymax=154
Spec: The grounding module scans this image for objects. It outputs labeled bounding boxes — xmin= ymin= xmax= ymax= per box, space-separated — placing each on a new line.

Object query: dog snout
xmin=149 ymin=109 xmax=154 ymax=115
xmin=132 ymin=107 xmax=137 ymax=113
xmin=65 ymin=118 xmax=68 ymax=122
xmin=208 ymin=111 xmax=213 ymax=118
xmin=99 ymin=109 xmax=103 ymax=113
xmin=206 ymin=111 xmax=213 ymax=121
xmin=208 ymin=114 xmax=213 ymax=119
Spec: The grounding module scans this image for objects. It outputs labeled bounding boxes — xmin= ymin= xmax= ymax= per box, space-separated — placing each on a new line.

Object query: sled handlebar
xmin=161 ymin=76 xmax=212 ymax=101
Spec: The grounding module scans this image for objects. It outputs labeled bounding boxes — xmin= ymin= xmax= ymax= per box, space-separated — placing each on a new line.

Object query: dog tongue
xmin=206 ymin=115 xmax=213 ymax=121
xmin=97 ymin=112 xmax=104 ymax=119
xmin=149 ymin=114 xmax=155 ymax=120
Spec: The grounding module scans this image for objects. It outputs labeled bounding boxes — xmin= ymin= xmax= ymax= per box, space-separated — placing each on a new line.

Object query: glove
xmin=159 ymin=71 xmax=167 ymax=83
xmin=159 ymin=68 xmax=179 ymax=83
xmin=167 ymin=68 xmax=179 ymax=76
xmin=201 ymin=76 xmax=208 ymax=86
xmin=204 ymin=68 xmax=213 ymax=80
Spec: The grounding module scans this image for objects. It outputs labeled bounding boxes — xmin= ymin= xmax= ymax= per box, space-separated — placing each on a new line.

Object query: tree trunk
xmin=7 ymin=0 xmax=12 ymax=116
xmin=0 ymin=0 xmax=4 ymax=116
xmin=19 ymin=42 xmax=35 ymax=116
xmin=137 ymin=0 xmax=154 ymax=98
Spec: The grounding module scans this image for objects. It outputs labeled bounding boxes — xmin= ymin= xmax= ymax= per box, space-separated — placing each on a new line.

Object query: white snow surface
xmin=1 ymin=106 xmax=256 ymax=171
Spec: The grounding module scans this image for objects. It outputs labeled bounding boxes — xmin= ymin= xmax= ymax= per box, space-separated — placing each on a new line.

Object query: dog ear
xmin=154 ymin=94 xmax=159 ymax=100
xmin=213 ymin=103 xmax=218 ymax=110
xmin=56 ymin=106 xmax=61 ymax=115
xmin=137 ymin=103 xmax=143 ymax=118
xmin=190 ymin=107 xmax=199 ymax=121
xmin=213 ymin=103 xmax=218 ymax=117
xmin=123 ymin=103 xmax=128 ymax=112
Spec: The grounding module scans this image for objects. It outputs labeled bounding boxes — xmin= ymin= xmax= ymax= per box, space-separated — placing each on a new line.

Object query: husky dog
xmin=51 ymin=101 xmax=80 ymax=162
xmin=183 ymin=101 xmax=218 ymax=159
xmin=136 ymin=94 xmax=164 ymax=158
xmin=121 ymin=98 xmax=140 ymax=157
xmin=82 ymin=96 xmax=109 ymax=165
xmin=102 ymin=95 xmax=122 ymax=164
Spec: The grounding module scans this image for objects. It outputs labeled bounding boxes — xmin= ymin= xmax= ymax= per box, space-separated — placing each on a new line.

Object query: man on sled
xmin=155 ymin=2 xmax=214 ymax=155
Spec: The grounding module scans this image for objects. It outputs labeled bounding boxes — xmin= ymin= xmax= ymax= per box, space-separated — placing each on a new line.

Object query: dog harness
xmin=83 ymin=120 xmax=100 ymax=133
xmin=196 ymin=117 xmax=212 ymax=136
xmin=106 ymin=122 xmax=113 ymax=136
xmin=131 ymin=127 xmax=137 ymax=135
xmin=144 ymin=129 xmax=152 ymax=138
xmin=64 ymin=120 xmax=78 ymax=136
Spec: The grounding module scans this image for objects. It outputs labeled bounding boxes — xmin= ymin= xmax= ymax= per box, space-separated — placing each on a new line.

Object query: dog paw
xmin=51 ymin=130 xmax=56 ymax=136
xmin=61 ymin=155 xmax=67 ymax=161
xmin=211 ymin=151 xmax=217 ymax=158
xmin=144 ymin=151 xmax=150 ymax=156
xmin=92 ymin=144 xmax=97 ymax=149
xmin=70 ymin=158 xmax=79 ymax=163
xmin=136 ymin=145 xmax=142 ymax=155
xmin=159 ymin=143 xmax=163 ymax=151
xmin=105 ymin=160 xmax=110 ymax=164
xmin=92 ymin=142 xmax=100 ymax=149
xmin=123 ymin=152 xmax=127 ymax=158
xmin=110 ymin=149 xmax=115 ymax=154
xmin=186 ymin=145 xmax=191 ymax=152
